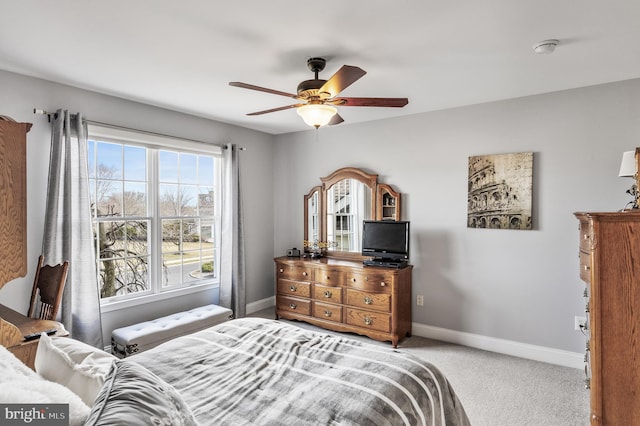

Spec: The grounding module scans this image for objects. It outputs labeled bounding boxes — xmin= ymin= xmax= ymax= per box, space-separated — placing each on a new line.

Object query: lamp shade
xmin=296 ymin=104 xmax=337 ymax=129
xmin=619 ymin=150 xmax=636 ymax=177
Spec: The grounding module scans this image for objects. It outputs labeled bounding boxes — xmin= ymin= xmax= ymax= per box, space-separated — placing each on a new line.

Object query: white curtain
xmin=220 ymin=143 xmax=246 ymax=318
xmin=42 ymin=109 xmax=103 ymax=348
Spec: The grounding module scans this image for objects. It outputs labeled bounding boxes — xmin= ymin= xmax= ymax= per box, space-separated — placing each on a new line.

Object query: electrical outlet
xmin=416 ymin=295 xmax=424 ymax=306
xmin=574 ymin=316 xmax=587 ymax=331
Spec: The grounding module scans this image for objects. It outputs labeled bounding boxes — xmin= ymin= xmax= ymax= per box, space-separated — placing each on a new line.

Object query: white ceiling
xmin=1 ymin=1 xmax=639 ymax=134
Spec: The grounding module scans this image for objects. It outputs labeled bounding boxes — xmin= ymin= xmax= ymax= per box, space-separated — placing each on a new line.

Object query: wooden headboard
xmin=0 ymin=117 xmax=31 ymax=290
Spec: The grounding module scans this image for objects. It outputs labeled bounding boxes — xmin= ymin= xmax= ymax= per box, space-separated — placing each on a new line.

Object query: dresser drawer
xmin=276 ymin=264 xmax=313 ymax=282
xmin=579 ymin=251 xmax=592 ymax=283
xmin=277 ymin=279 xmax=311 ymax=298
xmin=316 ymin=269 xmax=343 ymax=286
xmin=313 ymin=284 xmax=343 ymax=304
xmin=277 ymin=296 xmax=311 ymax=316
xmin=346 ymin=289 xmax=391 ymax=312
xmin=313 ymin=302 xmax=342 ymax=323
xmin=346 ymin=271 xmax=393 ymax=292
xmin=346 ymin=308 xmax=391 ymax=333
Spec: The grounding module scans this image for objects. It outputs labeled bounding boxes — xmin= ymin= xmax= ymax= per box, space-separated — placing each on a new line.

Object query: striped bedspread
xmin=131 ymin=317 xmax=470 ymax=426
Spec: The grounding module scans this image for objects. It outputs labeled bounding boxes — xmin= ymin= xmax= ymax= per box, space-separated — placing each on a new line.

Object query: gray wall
xmin=273 ymin=78 xmax=640 ymax=354
xmin=2 ymin=66 xmax=639 ymax=356
xmin=0 ymin=70 xmax=275 ymax=345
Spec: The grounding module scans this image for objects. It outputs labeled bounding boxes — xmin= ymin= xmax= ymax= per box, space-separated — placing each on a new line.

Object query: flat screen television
xmin=361 ymin=220 xmax=410 ymax=265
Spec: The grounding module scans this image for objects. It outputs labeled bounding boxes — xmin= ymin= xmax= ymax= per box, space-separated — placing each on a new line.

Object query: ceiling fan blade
xmin=318 ymin=65 xmax=367 ymax=98
xmin=229 ymin=82 xmax=299 ymax=99
xmin=331 ymin=97 xmax=409 ymax=108
xmin=328 ymin=113 xmax=344 ymax=126
xmin=246 ymin=104 xmax=305 ymax=116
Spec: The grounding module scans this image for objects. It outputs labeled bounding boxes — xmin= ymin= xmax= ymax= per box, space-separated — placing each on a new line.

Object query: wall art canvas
xmin=467 ymin=151 xmax=533 ymax=230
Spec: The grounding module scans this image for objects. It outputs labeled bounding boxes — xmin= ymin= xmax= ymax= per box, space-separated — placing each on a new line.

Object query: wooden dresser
xmin=274 ymin=256 xmax=412 ymax=347
xmin=575 ymin=211 xmax=640 ymax=426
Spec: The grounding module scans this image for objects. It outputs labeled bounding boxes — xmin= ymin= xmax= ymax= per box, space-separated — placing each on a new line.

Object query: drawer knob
xmin=302 ymin=271 xmax=308 ymax=276
xmin=324 ymin=310 xmax=332 ymax=318
xmin=352 ymin=278 xmax=356 ymax=282
xmin=289 ymin=303 xmax=297 ymax=309
xmin=279 ymin=268 xmax=284 ymax=273
xmin=364 ymin=316 xmax=373 ymax=326
xmin=583 ymin=234 xmax=589 ymax=240
xmin=380 ymin=281 xmax=386 ymax=287
xmin=326 ymin=275 xmax=330 ymax=280
xmin=324 ymin=290 xmax=332 ymax=298
xmin=365 ymin=277 xmax=369 ymax=281
xmin=364 ymin=296 xmax=373 ymax=305
xmin=583 ymin=265 xmax=590 ymax=271
xmin=289 ymin=285 xmax=297 ymax=292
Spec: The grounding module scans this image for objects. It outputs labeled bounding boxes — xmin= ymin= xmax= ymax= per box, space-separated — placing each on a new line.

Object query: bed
xmin=1 ymin=317 xmax=470 ymax=426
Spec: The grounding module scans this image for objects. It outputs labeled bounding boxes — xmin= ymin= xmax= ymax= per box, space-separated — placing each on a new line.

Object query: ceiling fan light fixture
xmin=297 ymin=104 xmax=337 ymax=129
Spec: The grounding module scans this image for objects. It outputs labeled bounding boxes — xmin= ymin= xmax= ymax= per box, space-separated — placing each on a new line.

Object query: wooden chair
xmin=27 ymin=255 xmax=69 ymax=321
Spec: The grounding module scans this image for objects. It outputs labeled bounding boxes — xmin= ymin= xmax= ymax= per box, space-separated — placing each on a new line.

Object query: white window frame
xmin=88 ymin=125 xmax=223 ymax=313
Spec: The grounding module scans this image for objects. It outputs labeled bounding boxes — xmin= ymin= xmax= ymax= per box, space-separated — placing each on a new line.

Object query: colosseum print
xmin=468 ymin=152 xmax=533 ymax=230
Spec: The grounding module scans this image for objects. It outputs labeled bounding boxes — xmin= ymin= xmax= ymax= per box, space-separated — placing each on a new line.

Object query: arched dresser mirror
xmin=303 ymin=167 xmax=401 ymax=259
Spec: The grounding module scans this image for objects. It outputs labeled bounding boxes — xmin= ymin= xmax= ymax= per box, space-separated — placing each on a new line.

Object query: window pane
xmin=161 ymin=218 xmax=206 ymax=288
xmin=124 ymin=182 xmax=146 ymax=216
xmin=159 ymin=150 xmax=179 ymax=183
xmin=198 ymin=156 xmax=214 ymax=186
xmin=159 ymin=184 xmax=180 ymax=216
xmin=96 ymin=142 xmax=123 ymax=179
xmin=181 ymin=185 xmax=198 ymax=216
xmin=125 ymin=220 xmax=149 ymax=256
xmin=124 ymin=145 xmax=146 ymax=181
xmin=198 ymin=188 xmax=214 ymax=216
xmin=201 ymin=248 xmax=215 ymax=279
xmin=96 ymin=181 xmax=123 ymax=217
xmin=180 ymin=153 xmax=198 ymax=184
xmin=95 ymin=218 xmax=150 ymax=299
xmin=162 ymin=219 xmax=183 ymax=252
xmin=162 ymin=254 xmax=181 ymax=287
xmin=182 ymin=250 xmax=200 ymax=285
xmin=98 ymin=257 xmax=149 ymax=298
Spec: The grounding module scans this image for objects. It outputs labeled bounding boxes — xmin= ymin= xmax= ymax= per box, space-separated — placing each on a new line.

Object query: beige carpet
xmin=250 ymin=309 xmax=590 ymax=426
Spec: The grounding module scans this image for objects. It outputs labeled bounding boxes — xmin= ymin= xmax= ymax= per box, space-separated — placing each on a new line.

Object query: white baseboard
xmin=246 ymin=296 xmax=275 ymax=315
xmin=412 ymin=322 xmax=584 ymax=369
xmin=244 ymin=297 xmax=583 ymax=369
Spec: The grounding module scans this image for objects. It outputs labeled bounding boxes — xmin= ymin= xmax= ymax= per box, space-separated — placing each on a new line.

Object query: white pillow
xmin=0 ymin=345 xmax=89 ymax=426
xmin=35 ymin=333 xmax=116 ymax=406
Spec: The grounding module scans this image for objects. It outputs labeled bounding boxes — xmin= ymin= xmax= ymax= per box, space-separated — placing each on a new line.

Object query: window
xmin=87 ymin=126 xmax=222 ymax=307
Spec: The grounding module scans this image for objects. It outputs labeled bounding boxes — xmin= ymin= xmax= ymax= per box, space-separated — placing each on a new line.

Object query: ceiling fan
xmin=229 ymin=57 xmax=409 ymax=129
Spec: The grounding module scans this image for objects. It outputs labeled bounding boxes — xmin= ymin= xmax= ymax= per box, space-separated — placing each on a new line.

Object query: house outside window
xmin=87 ymin=125 xmax=222 ymax=310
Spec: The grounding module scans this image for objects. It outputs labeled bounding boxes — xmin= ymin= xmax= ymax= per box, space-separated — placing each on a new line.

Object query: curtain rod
xmin=33 ymin=108 xmax=244 ymax=150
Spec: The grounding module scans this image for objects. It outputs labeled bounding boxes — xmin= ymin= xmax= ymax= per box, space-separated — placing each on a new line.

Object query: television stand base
xmin=363 ymin=259 xmax=408 ymax=269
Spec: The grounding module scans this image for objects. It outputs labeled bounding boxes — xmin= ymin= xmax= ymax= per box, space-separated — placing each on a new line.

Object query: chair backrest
xmin=27 ymin=255 xmax=69 ymax=321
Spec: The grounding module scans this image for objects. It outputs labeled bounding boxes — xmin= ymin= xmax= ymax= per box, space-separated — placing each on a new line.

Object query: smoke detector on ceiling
xmin=533 ymin=39 xmax=559 ymax=54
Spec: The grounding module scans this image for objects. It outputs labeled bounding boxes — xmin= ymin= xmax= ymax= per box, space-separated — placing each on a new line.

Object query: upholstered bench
xmin=111 ymin=304 xmax=232 ymax=358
